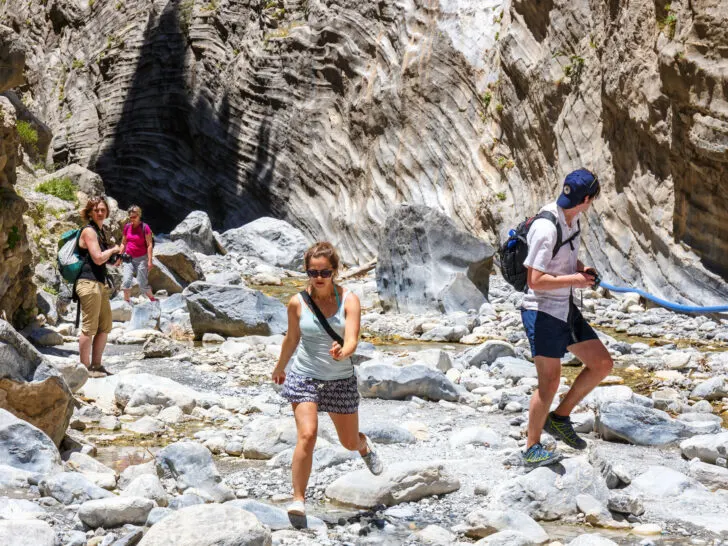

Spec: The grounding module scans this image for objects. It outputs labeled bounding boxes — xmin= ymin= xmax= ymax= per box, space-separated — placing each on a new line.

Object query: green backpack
xmin=57 ymin=228 xmax=85 ymax=283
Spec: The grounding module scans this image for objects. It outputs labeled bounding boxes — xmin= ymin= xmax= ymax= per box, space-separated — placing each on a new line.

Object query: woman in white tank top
xmin=271 ymin=242 xmax=384 ymax=517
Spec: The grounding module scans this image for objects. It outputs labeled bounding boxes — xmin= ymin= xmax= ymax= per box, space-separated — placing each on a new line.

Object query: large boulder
xmin=0 ymin=320 xmax=74 ymax=445
xmin=454 ymin=509 xmax=549 ymax=542
xmin=0 ymin=520 xmax=56 ymax=546
xmin=78 ymin=496 xmax=155 ymax=528
xmin=225 ymin=499 xmax=327 ymax=535
xmin=376 ymin=204 xmax=494 ymax=313
xmin=138 ymin=504 xmax=271 ymax=546
xmin=170 ymin=211 xmax=217 ymax=255
xmin=357 ymin=363 xmax=460 ymax=402
xmin=154 ymin=241 xmax=205 ymax=284
xmin=148 ymin=259 xmax=185 ymax=295
xmin=155 ymin=441 xmax=234 ymax=502
xmin=220 ymin=217 xmax=308 ymax=269
xmin=325 ymin=461 xmax=460 ymax=508
xmin=489 ymin=456 xmax=609 ymax=521
xmin=183 ymin=282 xmax=287 ymax=340
xmin=39 ymin=472 xmax=113 ymax=505
xmin=596 ymin=402 xmax=692 ymax=446
xmin=128 ymin=301 xmax=161 ymax=331
xmin=37 ymin=164 xmax=104 ymax=197
xmin=0 ymin=409 xmax=62 ymax=476
xmin=680 ymin=432 xmax=728 ymax=464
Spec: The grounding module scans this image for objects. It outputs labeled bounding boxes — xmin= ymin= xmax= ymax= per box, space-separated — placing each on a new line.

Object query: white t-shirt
xmin=521 ymin=202 xmax=581 ymax=322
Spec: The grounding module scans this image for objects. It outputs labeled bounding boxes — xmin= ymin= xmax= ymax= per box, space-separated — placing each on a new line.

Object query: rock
xmin=225 ymin=499 xmax=326 ymax=536
xmin=606 ymin=492 xmax=644 ymax=516
xmin=202 ymin=333 xmax=225 ymax=343
xmin=170 ymin=211 xmax=217 ymax=255
xmin=449 ymin=427 xmax=504 ymax=450
xmin=0 ymin=320 xmax=74 ymax=445
xmin=680 ymin=432 xmax=728 ymax=464
xmin=183 ymin=282 xmax=287 ymax=340
xmin=148 ymin=260 xmax=185 ymax=295
xmin=250 ymin=273 xmax=282 ymax=286
xmin=160 ymin=293 xmax=187 ymax=314
xmin=40 ymin=164 xmax=104 ymax=196
xmin=596 ymin=401 xmax=691 ymax=446
xmin=158 ymin=406 xmax=185 ymax=424
xmin=155 ymin=441 xmax=234 ymax=502
xmin=455 ymin=509 xmax=548 ymax=542
xmin=463 ymin=341 xmax=517 ymax=368
xmin=27 ymin=326 xmax=63 ymax=346
xmin=420 ymin=325 xmax=468 ymax=342
xmin=582 ymin=386 xmax=637 ymax=410
xmin=39 ymin=471 xmax=114 ymax=505
xmin=243 ymin=419 xmax=298 ymax=460
xmin=406 ymin=349 xmax=453 ymax=373
xmin=631 ymin=524 xmax=662 ymax=536
xmin=416 ymin=524 xmax=457 ymax=545
xmin=690 ymin=376 xmax=728 ymax=401
xmin=35 ymin=290 xmax=58 ymax=325
xmin=111 ymin=300 xmax=133 ymax=322
xmin=123 ymin=416 xmax=166 ymax=435
xmin=66 ymin=452 xmax=117 ymax=489
xmin=575 ymin=494 xmax=626 ymax=529
xmin=220 ymin=217 xmax=308 ymax=269
xmin=114 ymin=374 xmax=201 ymax=414
xmin=359 ymin=423 xmax=416 ymax=444
xmin=489 ymin=456 xmax=609 ymax=520
xmin=78 ymin=496 xmax=155 ymax=528
xmin=0 ymin=464 xmax=35 ymax=489
xmin=439 ymin=272 xmax=488 ymax=314
xmin=118 ymin=462 xmax=156 ymax=490
xmin=0 ymin=520 xmax=56 ymax=546
xmin=142 ymin=336 xmax=181 ymax=358
xmin=146 ymin=506 xmax=173 ymax=526
xmin=376 ymin=204 xmax=494 ymax=314
xmin=325 ymin=461 xmax=460 ymax=508
xmin=48 ymin=357 xmax=88 ymax=393
xmin=567 ymin=535 xmax=619 ymax=546
xmin=155 ymin=241 xmax=205 ymax=284
xmin=688 ymin=458 xmax=728 ymax=491
xmin=0 ymin=408 xmax=62 ymax=476
xmin=268 ymin=445 xmax=357 ymax=470
xmin=0 ymin=497 xmax=46 ymax=519
xmin=128 ymin=301 xmax=161 ymax=331
xmin=137 ymin=504 xmax=271 ymax=546
xmin=357 ymin=363 xmax=460 ymax=402
xmin=625 ymin=466 xmax=700 ymax=498
xmin=490 ymin=357 xmax=537 ymax=381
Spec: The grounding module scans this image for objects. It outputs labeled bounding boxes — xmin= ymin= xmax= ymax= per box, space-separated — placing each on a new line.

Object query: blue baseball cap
xmin=557 ymin=169 xmax=599 ymax=209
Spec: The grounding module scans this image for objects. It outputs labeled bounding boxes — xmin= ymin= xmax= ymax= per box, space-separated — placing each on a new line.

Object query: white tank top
xmin=289 ymin=288 xmax=354 ymax=381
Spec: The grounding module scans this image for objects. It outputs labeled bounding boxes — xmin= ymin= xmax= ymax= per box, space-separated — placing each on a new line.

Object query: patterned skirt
xmin=280 ymin=371 xmax=360 ymax=414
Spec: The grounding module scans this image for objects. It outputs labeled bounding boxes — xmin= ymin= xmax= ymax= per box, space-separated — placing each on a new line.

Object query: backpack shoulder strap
xmin=299 ymin=290 xmax=344 ymax=346
xmin=532 ymin=211 xmax=563 ymax=258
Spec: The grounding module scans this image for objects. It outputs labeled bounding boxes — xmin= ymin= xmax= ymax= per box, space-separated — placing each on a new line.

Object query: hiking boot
xmin=523 ymin=443 xmax=564 ymax=469
xmin=361 ymin=435 xmax=384 ymax=475
xmin=543 ymin=412 xmax=587 ymax=450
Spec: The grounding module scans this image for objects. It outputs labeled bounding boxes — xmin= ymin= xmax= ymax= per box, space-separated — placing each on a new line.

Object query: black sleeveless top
xmin=77 ymin=223 xmax=109 ymax=283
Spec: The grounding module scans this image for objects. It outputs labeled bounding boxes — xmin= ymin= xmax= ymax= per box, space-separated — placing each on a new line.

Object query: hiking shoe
xmin=287 ymin=500 xmax=305 ymax=516
xmin=88 ymin=365 xmax=113 ymax=378
xmin=523 ymin=443 xmax=564 ymax=469
xmin=544 ymin=412 xmax=587 ymax=450
xmin=361 ymin=435 xmax=384 ymax=475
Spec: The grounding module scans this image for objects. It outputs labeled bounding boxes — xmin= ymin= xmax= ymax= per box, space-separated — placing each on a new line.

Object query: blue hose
xmin=597 ymin=280 xmax=728 ymax=314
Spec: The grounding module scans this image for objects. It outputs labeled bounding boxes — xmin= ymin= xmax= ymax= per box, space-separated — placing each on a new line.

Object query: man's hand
xmin=572 ymin=272 xmax=596 ymax=289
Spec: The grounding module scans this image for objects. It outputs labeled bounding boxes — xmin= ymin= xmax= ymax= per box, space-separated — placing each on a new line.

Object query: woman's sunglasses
xmin=306 ymin=269 xmax=333 ymax=278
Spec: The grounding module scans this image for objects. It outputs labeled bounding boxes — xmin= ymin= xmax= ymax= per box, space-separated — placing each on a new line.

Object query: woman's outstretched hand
xmin=330 ymin=341 xmax=344 ymax=361
xmin=272 ymin=368 xmax=286 ymax=385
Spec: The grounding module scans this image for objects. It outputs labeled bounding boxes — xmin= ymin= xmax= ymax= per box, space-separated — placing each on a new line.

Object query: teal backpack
xmin=57 ymin=228 xmax=85 ymax=283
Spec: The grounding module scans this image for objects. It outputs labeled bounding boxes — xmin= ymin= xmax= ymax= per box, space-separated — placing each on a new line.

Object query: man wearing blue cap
xmin=520 ymin=168 xmax=614 ymax=468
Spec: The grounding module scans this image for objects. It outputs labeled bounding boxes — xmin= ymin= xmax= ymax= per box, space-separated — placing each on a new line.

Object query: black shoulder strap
xmin=299 ymin=290 xmax=344 ymax=346
xmin=534 ymin=211 xmax=581 ymax=257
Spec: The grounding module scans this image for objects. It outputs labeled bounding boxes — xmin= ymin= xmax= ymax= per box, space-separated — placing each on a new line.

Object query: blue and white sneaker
xmin=361 ymin=435 xmax=384 ymax=475
xmin=523 ymin=442 xmax=564 ymax=469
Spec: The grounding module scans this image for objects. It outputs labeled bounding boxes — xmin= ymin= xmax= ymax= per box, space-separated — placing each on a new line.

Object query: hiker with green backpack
xmin=75 ymin=196 xmax=122 ymax=377
xmin=500 ymin=169 xmax=614 ymax=468
xmin=120 ymin=205 xmax=156 ymax=304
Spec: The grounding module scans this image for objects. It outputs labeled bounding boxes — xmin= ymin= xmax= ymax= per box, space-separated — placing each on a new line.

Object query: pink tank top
xmin=124 ymin=222 xmax=151 ymax=258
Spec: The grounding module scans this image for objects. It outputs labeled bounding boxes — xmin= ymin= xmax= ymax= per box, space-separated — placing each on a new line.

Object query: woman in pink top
xmin=120 ymin=205 xmax=155 ymax=303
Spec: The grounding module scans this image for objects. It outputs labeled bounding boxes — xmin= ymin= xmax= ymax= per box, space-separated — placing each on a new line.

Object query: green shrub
xmin=496 ymin=192 xmax=507 ymax=201
xmin=35 ymin=177 xmax=77 ymax=201
xmin=6 ymin=226 xmax=20 ymax=250
xmin=16 ymin=120 xmax=38 ymax=148
xmin=43 ymin=285 xmax=59 ymax=296
xmin=72 ymin=58 xmax=85 ymax=69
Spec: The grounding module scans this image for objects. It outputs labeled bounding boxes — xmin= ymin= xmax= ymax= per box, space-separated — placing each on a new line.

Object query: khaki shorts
xmin=77 ymin=279 xmax=112 ymax=336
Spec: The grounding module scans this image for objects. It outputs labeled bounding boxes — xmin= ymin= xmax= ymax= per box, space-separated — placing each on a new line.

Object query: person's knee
xmin=538 ymin=374 xmax=561 ymax=397
xmin=297 ymin=428 xmax=318 ymax=448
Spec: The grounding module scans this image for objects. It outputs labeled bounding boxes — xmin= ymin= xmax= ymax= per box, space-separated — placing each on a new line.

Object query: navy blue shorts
xmin=521 ymin=305 xmax=599 ymax=358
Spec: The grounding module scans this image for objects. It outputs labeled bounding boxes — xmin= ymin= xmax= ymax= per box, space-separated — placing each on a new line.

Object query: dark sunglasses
xmin=306 ymin=269 xmax=333 ymax=278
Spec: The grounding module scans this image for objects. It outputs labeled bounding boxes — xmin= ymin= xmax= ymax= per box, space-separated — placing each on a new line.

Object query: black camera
xmin=110 ymin=253 xmax=133 ymax=264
